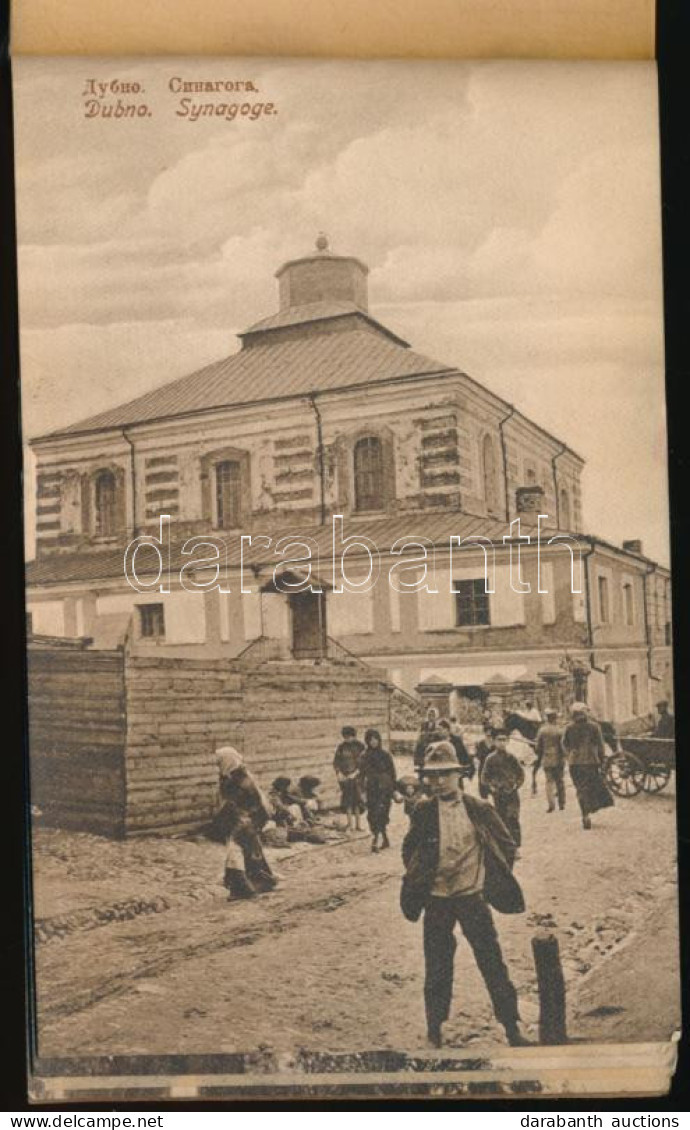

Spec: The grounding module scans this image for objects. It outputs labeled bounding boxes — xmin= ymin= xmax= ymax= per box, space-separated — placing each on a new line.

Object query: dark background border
xmin=1 ymin=0 xmax=688 ymax=1110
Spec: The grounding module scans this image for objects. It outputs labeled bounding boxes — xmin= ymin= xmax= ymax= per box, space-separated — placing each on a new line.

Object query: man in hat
xmin=534 ymin=709 xmax=566 ymax=813
xmin=654 ymin=700 xmax=675 ymax=739
xmin=480 ymin=730 xmax=525 ymax=849
xmin=401 ymin=741 xmax=528 ymax=1049
xmin=562 ymin=703 xmax=613 ymax=830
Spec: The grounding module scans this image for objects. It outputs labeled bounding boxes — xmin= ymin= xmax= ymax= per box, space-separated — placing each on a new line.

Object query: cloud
xmin=13 ymin=58 xmax=669 ymax=562
xmin=20 ymin=320 xmax=232 ymax=440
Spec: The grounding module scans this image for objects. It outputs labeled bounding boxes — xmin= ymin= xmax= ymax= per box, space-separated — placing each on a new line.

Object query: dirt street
xmin=32 ymin=773 xmax=679 ymax=1060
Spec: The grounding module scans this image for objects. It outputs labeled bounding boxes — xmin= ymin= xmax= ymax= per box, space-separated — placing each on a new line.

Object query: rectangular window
xmin=630 ymin=673 xmax=639 ymax=717
xmin=597 ymin=575 xmax=610 ymax=623
xmin=453 ymin=578 xmax=490 ymax=627
xmin=138 ymin=603 xmax=165 ymax=639
xmin=354 ymin=436 xmax=384 ymax=512
xmin=94 ymin=469 xmax=117 ymax=537
xmin=216 ymin=460 xmax=242 ymax=529
xmin=623 ymin=581 xmax=634 ymax=626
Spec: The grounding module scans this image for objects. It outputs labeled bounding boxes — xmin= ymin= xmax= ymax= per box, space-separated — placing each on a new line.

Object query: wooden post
xmin=532 ymin=933 xmax=567 ymax=1044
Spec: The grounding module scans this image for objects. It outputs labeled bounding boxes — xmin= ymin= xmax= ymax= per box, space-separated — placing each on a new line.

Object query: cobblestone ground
xmin=31 ymin=771 xmax=679 ymax=1059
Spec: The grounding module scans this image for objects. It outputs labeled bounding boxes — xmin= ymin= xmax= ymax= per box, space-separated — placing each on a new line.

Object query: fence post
xmin=532 ymin=933 xmax=567 ymax=1044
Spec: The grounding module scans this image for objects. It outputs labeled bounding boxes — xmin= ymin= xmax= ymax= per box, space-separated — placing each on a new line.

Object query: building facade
xmin=26 ymin=237 xmax=673 ymax=724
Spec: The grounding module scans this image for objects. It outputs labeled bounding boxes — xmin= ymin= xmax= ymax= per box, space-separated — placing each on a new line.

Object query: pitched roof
xmin=239 ymin=301 xmax=408 ymax=342
xmin=33 ymin=311 xmax=450 ymax=442
xmin=25 ymin=511 xmax=583 ymax=587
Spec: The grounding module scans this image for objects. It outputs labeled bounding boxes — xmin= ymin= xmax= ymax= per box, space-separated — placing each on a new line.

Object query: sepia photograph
xmin=12 ymin=56 xmax=678 ymax=1101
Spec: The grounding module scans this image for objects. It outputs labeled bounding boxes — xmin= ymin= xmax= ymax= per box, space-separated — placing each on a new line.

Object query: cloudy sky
xmin=13 ymin=58 xmax=668 ymax=562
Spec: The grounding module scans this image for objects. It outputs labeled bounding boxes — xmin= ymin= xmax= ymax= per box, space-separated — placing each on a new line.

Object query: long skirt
xmin=569 ymin=763 xmax=614 ymax=817
xmin=366 ymin=789 xmax=393 ymax=835
xmin=229 ymin=820 xmax=276 ymax=891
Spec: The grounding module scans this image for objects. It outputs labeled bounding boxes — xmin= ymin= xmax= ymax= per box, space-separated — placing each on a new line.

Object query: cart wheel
xmin=635 ymin=764 xmax=672 ymax=793
xmin=606 ymin=753 xmax=643 ymax=797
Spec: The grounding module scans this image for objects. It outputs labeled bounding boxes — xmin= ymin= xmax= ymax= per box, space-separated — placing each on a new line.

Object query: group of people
xmin=414 ymin=697 xmax=630 ymax=842
xmin=207 ymin=695 xmax=673 ymax=1050
xmin=333 ymin=726 xmax=398 ymax=852
xmin=531 ymin=702 xmax=615 ymax=829
xmin=206 ymin=747 xmax=328 ymax=900
xmin=397 ymin=699 xmax=604 ymax=1049
xmin=474 ymin=701 xmax=614 ymax=838
xmin=398 ymin=696 xmax=673 ymax=1048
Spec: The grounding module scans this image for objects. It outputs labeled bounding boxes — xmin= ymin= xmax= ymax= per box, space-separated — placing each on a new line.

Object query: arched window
xmin=559 ymin=487 xmax=571 ymax=530
xmin=482 ymin=435 xmax=499 ymax=513
xmin=216 ymin=460 xmax=242 ymax=529
xmin=94 ymin=470 xmax=117 ymax=537
xmin=354 ymin=436 xmax=384 ymax=512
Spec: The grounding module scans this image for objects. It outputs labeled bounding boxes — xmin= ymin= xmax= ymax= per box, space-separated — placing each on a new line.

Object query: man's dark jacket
xmin=400 ymin=793 xmax=525 ymax=921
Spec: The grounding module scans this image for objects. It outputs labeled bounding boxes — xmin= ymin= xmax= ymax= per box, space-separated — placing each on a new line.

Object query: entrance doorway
xmin=290 ymin=590 xmax=327 ymax=659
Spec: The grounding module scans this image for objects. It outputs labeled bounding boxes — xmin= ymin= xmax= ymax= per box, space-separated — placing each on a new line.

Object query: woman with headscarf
xmin=359 ymin=728 xmax=397 ymax=853
xmin=207 ymin=746 xmax=278 ymax=899
xmin=562 ymin=703 xmax=614 ymax=829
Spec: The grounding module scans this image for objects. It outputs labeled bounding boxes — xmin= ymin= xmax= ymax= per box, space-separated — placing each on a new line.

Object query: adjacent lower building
xmin=26 ymin=237 xmax=673 ymax=727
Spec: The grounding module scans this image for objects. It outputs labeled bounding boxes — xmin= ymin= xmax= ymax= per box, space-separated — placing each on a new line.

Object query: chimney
xmin=622 ymin=539 xmax=643 ymax=555
xmin=275 ymin=234 xmax=369 ymax=312
xmin=515 ymin=485 xmax=545 ymax=515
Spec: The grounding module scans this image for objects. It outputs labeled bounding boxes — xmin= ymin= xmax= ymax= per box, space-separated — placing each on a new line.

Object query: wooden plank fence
xmin=27 ymin=642 xmax=392 ymax=837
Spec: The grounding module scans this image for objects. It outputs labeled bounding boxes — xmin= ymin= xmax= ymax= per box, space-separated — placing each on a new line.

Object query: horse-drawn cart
xmin=605 ymin=736 xmax=675 ymax=797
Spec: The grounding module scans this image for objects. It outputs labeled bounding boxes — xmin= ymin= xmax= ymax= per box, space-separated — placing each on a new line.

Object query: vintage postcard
xmin=13 ymin=56 xmax=678 ymax=1101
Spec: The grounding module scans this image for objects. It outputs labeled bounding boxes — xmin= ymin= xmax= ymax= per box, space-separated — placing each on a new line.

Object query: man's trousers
xmin=494 ymin=791 xmax=521 ymax=847
xmin=544 ymin=766 xmax=566 ymax=810
xmin=423 ymin=892 xmax=520 ymax=1033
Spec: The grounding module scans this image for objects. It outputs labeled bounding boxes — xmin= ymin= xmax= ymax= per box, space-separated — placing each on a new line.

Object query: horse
xmin=503 ymin=711 xmax=618 ymax=795
xmin=503 ymin=711 xmax=618 ymax=753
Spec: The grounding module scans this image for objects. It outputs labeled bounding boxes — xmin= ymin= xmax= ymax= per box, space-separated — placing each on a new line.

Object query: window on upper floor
xmin=630 ymin=672 xmax=639 ymax=717
xmin=559 ymin=487 xmax=571 ymax=530
xmin=482 ymin=434 xmax=499 ymax=513
xmin=216 ymin=460 xmax=243 ymax=529
xmin=598 ymin=575 xmax=610 ymax=624
xmin=453 ymin=578 xmax=491 ymax=627
xmin=623 ymin=581 xmax=634 ymax=626
xmin=94 ymin=469 xmax=117 ymax=537
xmin=354 ymin=435 xmax=384 ymax=512
xmin=138 ymin=603 xmax=165 ymax=639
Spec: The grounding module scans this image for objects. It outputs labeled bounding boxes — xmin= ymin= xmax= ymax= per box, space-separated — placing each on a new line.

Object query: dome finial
xmin=315 ymin=232 xmax=329 ymax=252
